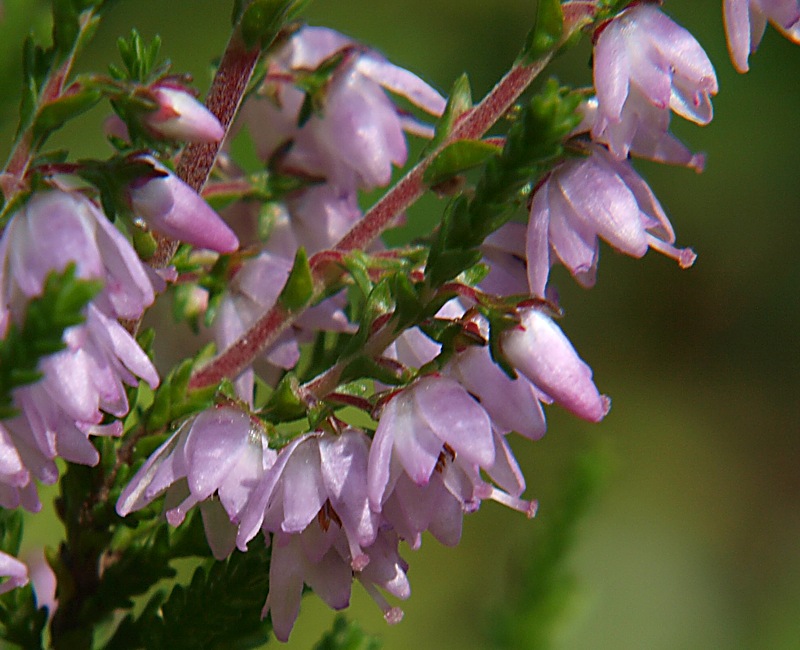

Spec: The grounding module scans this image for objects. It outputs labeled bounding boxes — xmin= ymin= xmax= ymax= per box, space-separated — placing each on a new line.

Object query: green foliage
xmin=278 ymin=247 xmax=314 ymax=311
xmin=0 ymin=263 xmax=102 ymax=420
xmin=521 ymin=0 xmax=564 ymax=62
xmin=0 ymin=585 xmax=48 ymax=650
xmin=110 ymin=30 xmax=166 ymax=83
xmin=105 ymin=544 xmax=272 ymax=650
xmin=314 ymin=615 xmax=382 ymax=650
xmin=423 ymin=139 xmax=502 ymax=187
xmin=426 ymin=80 xmax=582 ymax=288
xmin=487 ymin=448 xmax=608 ymax=649
xmin=241 ymin=0 xmax=295 ymax=49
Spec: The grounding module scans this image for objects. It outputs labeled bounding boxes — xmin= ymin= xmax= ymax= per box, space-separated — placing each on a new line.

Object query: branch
xmin=188 ymin=54 xmax=553 ymax=390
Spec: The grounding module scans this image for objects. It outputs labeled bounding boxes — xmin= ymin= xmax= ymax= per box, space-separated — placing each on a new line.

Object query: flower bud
xmin=142 ymin=85 xmax=224 ymax=143
xmin=128 ymin=161 xmax=239 ymax=253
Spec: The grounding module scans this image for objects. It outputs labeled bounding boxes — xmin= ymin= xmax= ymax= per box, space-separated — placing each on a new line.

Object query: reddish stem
xmin=188 ymin=55 xmax=552 ymax=391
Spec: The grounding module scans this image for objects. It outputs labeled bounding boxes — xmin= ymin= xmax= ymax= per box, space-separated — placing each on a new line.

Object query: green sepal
xmin=32 ymin=87 xmax=102 ymax=145
xmin=314 ymin=615 xmax=382 ymax=650
xmin=241 ymin=0 xmax=294 ymax=49
xmin=486 ymin=310 xmax=521 ymax=380
xmin=262 ymin=373 xmax=307 ymax=421
xmin=422 ymin=73 xmax=472 ymax=156
xmin=423 ymin=139 xmax=501 ymax=187
xmin=521 ymin=0 xmax=564 ymax=63
xmin=278 ymin=247 xmax=314 ymax=311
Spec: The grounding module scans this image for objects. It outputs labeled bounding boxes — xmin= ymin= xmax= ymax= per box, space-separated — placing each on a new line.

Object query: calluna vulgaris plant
xmin=0 ymin=0 xmax=796 ymax=647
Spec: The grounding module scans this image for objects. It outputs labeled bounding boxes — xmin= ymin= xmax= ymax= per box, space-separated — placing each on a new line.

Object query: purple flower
xmin=579 ymin=93 xmax=706 ymax=170
xmin=0 ymin=551 xmax=28 ymax=595
xmin=724 ymin=0 xmax=800 ymax=72
xmin=594 ymin=4 xmax=717 ymax=126
xmin=238 ymin=25 xmax=444 ymax=191
xmin=500 ymin=307 xmax=609 ymax=423
xmin=142 ymin=84 xmax=224 ymax=143
xmin=367 ymin=376 xmax=495 ymax=511
xmin=263 ymin=528 xmax=409 ymax=642
xmin=117 ymin=407 xmax=275 ymax=560
xmin=128 ymin=159 xmax=239 ymax=253
xmin=526 ymin=144 xmax=696 ymax=298
xmin=0 ymin=190 xmax=155 ymax=321
xmin=237 ymin=429 xmax=378 ymax=572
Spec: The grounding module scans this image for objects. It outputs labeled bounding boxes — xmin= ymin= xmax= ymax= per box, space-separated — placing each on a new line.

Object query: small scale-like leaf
xmin=522 ymin=0 xmax=564 ymax=62
xmin=423 ymin=139 xmax=501 ymax=187
xmin=241 ymin=0 xmax=294 ymax=49
xmin=278 ymin=247 xmax=314 ymax=311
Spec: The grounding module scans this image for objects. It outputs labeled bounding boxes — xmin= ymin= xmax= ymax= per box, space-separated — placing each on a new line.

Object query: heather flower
xmin=237 ymin=429 xmax=378 ymax=572
xmin=526 ymin=144 xmax=696 ymax=298
xmin=580 ymin=92 xmax=706 ymax=169
xmin=594 ymin=4 xmax=718 ymax=126
xmin=263 ymin=528 xmax=409 ymax=642
xmin=478 ymin=222 xmax=531 ymax=296
xmin=117 ymin=406 xmax=275 ymax=559
xmin=724 ymin=0 xmax=800 ymax=72
xmin=500 ymin=307 xmax=609 ymax=423
xmin=127 ymin=159 xmax=239 ymax=253
xmin=0 ymin=551 xmax=28 ymax=595
xmin=238 ymin=25 xmax=445 ymax=190
xmin=141 ymin=83 xmax=224 ymax=143
xmin=367 ymin=375 xmax=495 ymax=511
xmin=0 ymin=190 xmax=155 ymax=321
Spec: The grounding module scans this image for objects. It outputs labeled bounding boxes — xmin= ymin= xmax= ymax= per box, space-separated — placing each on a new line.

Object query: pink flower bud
xmin=142 ymin=85 xmax=224 ymax=143
xmin=128 ymin=162 xmax=239 ymax=253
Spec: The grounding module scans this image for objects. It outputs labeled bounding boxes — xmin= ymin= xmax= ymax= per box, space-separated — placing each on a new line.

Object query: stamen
xmin=646 ymin=234 xmax=697 ymax=268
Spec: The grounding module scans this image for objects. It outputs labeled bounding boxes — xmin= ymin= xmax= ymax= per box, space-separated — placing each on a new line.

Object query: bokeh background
xmin=1 ymin=1 xmax=799 ymax=648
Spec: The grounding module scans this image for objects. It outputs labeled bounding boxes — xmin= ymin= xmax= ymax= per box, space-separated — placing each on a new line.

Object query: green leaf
xmin=263 ymin=372 xmax=307 ymax=421
xmin=241 ymin=0 xmax=294 ymax=49
xmin=278 ymin=247 xmax=314 ymax=311
xmin=522 ymin=0 xmax=564 ymax=62
xmin=314 ymin=615 xmax=382 ymax=650
xmin=32 ymin=87 xmax=102 ymax=143
xmin=422 ymin=73 xmax=472 ymax=155
xmin=423 ymin=139 xmax=501 ymax=187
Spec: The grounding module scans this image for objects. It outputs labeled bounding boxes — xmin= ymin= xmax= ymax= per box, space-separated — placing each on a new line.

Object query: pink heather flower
xmin=724 ymin=0 xmax=800 ymax=72
xmin=381 ymin=428 xmax=535 ymax=549
xmin=367 ymin=376 xmax=495 ymax=511
xmin=478 ymin=222 xmax=531 ymax=296
xmin=580 ymin=93 xmax=706 ymax=170
xmin=237 ymin=429 xmax=378 ymax=573
xmin=594 ymin=4 xmax=718 ymax=126
xmin=0 ymin=190 xmax=155 ymax=321
xmin=263 ymin=528 xmax=409 ymax=642
xmin=446 ymin=344 xmax=546 ymax=440
xmin=128 ymin=159 xmax=239 ymax=253
xmin=0 ymin=550 xmax=28 ymax=595
xmin=526 ymin=144 xmax=697 ymax=298
xmin=500 ymin=307 xmax=610 ymax=423
xmin=142 ymin=84 xmax=224 ymax=143
xmin=238 ymin=25 xmax=445 ymax=191
xmin=117 ymin=407 xmax=275 ymax=560
xmin=214 ymin=249 xmax=352 ymax=403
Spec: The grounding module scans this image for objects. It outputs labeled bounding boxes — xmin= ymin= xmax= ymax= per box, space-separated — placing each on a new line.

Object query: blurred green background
xmin=2 ymin=1 xmax=799 ymax=648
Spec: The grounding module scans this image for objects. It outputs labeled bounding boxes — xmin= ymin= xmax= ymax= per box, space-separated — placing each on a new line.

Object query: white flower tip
xmin=598 ymin=395 xmax=612 ymax=421
xmin=526 ymin=500 xmax=539 ymax=519
xmin=384 ymin=606 xmax=404 ymax=625
xmin=678 ymin=247 xmax=697 ymax=269
xmin=351 ymin=553 xmax=370 ymax=572
xmin=690 ymin=153 xmax=707 ymax=174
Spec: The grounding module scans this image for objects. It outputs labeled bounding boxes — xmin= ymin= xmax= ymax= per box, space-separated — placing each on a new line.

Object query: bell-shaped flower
xmin=117 ymin=406 xmax=275 ymax=559
xmin=237 ymin=25 xmax=445 ymax=191
xmin=0 ymin=190 xmax=155 ymax=321
xmin=263 ymin=527 xmax=409 ymax=642
xmin=0 ymin=551 xmax=28 ymax=595
xmin=501 ymin=307 xmax=609 ymax=423
xmin=724 ymin=0 xmax=800 ymax=72
xmin=580 ymin=92 xmax=706 ymax=170
xmin=127 ymin=160 xmax=239 ymax=253
xmin=594 ymin=4 xmax=718 ymax=126
xmin=141 ymin=83 xmax=224 ymax=143
xmin=367 ymin=375 xmax=496 ymax=511
xmin=237 ymin=429 xmax=379 ymax=573
xmin=526 ymin=144 xmax=696 ymax=298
